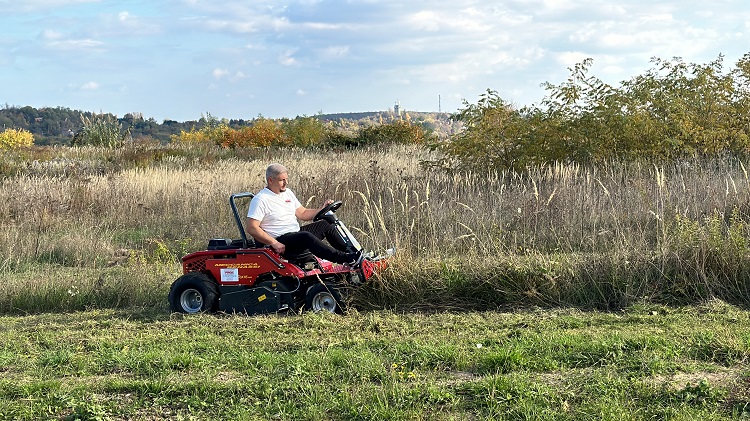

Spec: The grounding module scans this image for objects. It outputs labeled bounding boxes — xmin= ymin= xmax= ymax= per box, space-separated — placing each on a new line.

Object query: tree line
xmin=0 ymin=106 xmax=203 ymax=145
xmin=0 ymin=105 xmax=454 ymax=147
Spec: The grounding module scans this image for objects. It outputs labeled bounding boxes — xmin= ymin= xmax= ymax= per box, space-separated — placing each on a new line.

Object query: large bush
xmin=427 ymin=53 xmax=750 ymax=172
xmin=0 ymin=128 xmax=34 ymax=149
xmin=220 ymin=117 xmax=287 ymax=148
xmin=72 ymin=113 xmax=129 ymax=148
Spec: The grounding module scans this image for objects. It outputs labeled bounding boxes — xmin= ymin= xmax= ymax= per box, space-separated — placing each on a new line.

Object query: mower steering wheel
xmin=313 ymin=200 xmax=342 ymax=221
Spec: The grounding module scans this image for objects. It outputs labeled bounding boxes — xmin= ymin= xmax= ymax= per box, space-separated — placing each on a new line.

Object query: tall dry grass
xmin=2 ymin=142 xmax=750 ymax=312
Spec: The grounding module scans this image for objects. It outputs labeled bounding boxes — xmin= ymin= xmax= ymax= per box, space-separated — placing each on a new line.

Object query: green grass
xmin=0 ymin=265 xmax=174 ymax=314
xmin=1 ymin=301 xmax=749 ymax=420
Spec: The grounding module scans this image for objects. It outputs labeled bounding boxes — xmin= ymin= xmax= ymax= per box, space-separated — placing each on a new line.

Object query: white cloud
xmin=205 ymin=19 xmax=258 ymax=33
xmin=212 ymin=68 xmax=247 ymax=83
xmin=320 ymin=45 xmax=349 ymax=59
xmin=41 ymin=29 xmax=63 ymax=40
xmin=408 ymin=11 xmax=441 ymax=32
xmin=1 ymin=0 xmax=98 ymax=14
xmin=301 ymin=22 xmax=349 ymax=30
xmin=45 ymin=38 xmax=105 ymax=52
xmin=99 ymin=10 xmax=161 ymax=36
xmin=640 ymin=13 xmax=674 ymax=24
xmin=278 ymin=50 xmax=299 ymax=66
xmin=213 ymin=68 xmax=229 ymax=79
xmin=540 ymin=0 xmax=578 ymax=13
xmin=67 ymin=81 xmax=99 ymax=91
xmin=405 ymin=7 xmax=493 ymax=34
xmin=490 ymin=7 xmax=534 ymax=26
xmin=556 ymin=51 xmax=591 ymax=67
xmin=38 ymin=26 xmax=105 ymax=53
xmin=245 ymin=43 xmax=265 ymax=51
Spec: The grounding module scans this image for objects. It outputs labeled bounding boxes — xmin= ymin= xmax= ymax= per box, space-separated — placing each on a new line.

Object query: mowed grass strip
xmin=1 ymin=301 xmax=749 ymax=420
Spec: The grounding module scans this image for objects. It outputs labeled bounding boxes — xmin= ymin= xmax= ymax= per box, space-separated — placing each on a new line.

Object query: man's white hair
xmin=266 ymin=163 xmax=287 ymax=181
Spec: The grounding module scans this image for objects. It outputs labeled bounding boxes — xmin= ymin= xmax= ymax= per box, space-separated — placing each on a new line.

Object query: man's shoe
xmin=346 ymin=251 xmax=365 ymax=268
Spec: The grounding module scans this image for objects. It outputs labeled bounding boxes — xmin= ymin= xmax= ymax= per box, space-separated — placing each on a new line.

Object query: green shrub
xmin=282 ymin=116 xmax=330 ymax=147
xmin=357 ymin=120 xmax=430 ymax=145
xmin=72 ymin=113 xmax=129 ymax=148
xmin=170 ymin=113 xmax=228 ymax=145
xmin=327 ymin=120 xmax=431 ymax=148
xmin=424 ymin=90 xmax=537 ymax=172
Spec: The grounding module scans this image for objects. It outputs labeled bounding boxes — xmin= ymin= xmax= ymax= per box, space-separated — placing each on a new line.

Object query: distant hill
xmin=316 ymin=111 xmax=383 ymax=121
xmin=316 ymin=110 xmax=450 ymax=122
xmin=0 ymin=105 xmax=459 ymax=145
xmin=315 ymin=110 xmax=459 ymax=140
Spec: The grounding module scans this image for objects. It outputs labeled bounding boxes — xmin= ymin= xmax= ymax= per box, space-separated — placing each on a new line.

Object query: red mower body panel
xmin=181 ymin=248 xmax=333 ymax=286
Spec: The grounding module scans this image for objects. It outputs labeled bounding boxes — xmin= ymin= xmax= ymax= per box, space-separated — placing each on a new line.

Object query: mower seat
xmin=207 ymin=238 xmax=258 ymax=250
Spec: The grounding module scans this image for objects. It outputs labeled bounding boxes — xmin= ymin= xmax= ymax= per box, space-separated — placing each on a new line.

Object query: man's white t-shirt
xmin=247 ymin=187 xmax=302 ymax=238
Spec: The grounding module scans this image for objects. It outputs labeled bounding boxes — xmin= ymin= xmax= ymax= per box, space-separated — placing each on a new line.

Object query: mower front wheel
xmin=169 ymin=272 xmax=219 ymax=314
xmin=305 ymin=283 xmax=345 ymax=314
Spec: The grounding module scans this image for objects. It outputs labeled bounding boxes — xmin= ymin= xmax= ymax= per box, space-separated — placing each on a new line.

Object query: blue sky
xmin=1 ymin=0 xmax=749 ymax=122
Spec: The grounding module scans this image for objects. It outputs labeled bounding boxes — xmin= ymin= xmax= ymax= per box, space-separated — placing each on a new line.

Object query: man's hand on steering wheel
xmin=314 ymin=200 xmax=342 ymax=221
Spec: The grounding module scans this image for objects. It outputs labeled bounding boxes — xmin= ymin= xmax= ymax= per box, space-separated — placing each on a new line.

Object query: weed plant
xmin=2 ymin=143 xmax=750 ymax=311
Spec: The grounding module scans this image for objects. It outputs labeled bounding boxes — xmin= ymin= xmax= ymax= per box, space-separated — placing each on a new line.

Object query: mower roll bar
xmin=229 ymin=192 xmax=254 ymax=249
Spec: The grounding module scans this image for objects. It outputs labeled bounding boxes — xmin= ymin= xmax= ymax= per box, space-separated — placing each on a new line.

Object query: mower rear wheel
xmin=169 ymin=272 xmax=219 ymax=314
xmin=305 ymin=283 xmax=345 ymax=314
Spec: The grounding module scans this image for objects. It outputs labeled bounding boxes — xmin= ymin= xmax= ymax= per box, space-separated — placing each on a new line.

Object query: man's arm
xmin=296 ymin=199 xmax=333 ymax=221
xmin=246 ymin=217 xmax=285 ymax=254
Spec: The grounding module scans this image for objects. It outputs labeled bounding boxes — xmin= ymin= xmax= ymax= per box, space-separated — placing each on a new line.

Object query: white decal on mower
xmin=220 ymin=268 xmax=240 ymax=282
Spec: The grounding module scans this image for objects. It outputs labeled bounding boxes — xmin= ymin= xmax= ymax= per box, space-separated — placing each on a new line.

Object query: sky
xmin=1 ymin=0 xmax=749 ymax=122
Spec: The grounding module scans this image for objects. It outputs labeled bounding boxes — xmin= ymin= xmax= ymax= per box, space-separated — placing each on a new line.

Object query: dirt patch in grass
xmin=439 ymin=370 xmax=481 ymax=386
xmin=648 ymin=368 xmax=745 ymax=391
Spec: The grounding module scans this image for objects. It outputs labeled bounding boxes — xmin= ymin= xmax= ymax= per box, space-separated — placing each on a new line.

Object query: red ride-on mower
xmin=168 ymin=192 xmax=391 ymax=315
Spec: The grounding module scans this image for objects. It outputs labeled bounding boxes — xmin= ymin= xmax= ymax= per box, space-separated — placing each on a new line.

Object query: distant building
xmin=393 ymin=100 xmax=402 ymax=118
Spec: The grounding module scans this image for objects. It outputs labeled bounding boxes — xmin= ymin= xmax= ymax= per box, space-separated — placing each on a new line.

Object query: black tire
xmin=168 ymin=272 xmax=219 ymax=314
xmin=305 ymin=283 xmax=345 ymax=314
